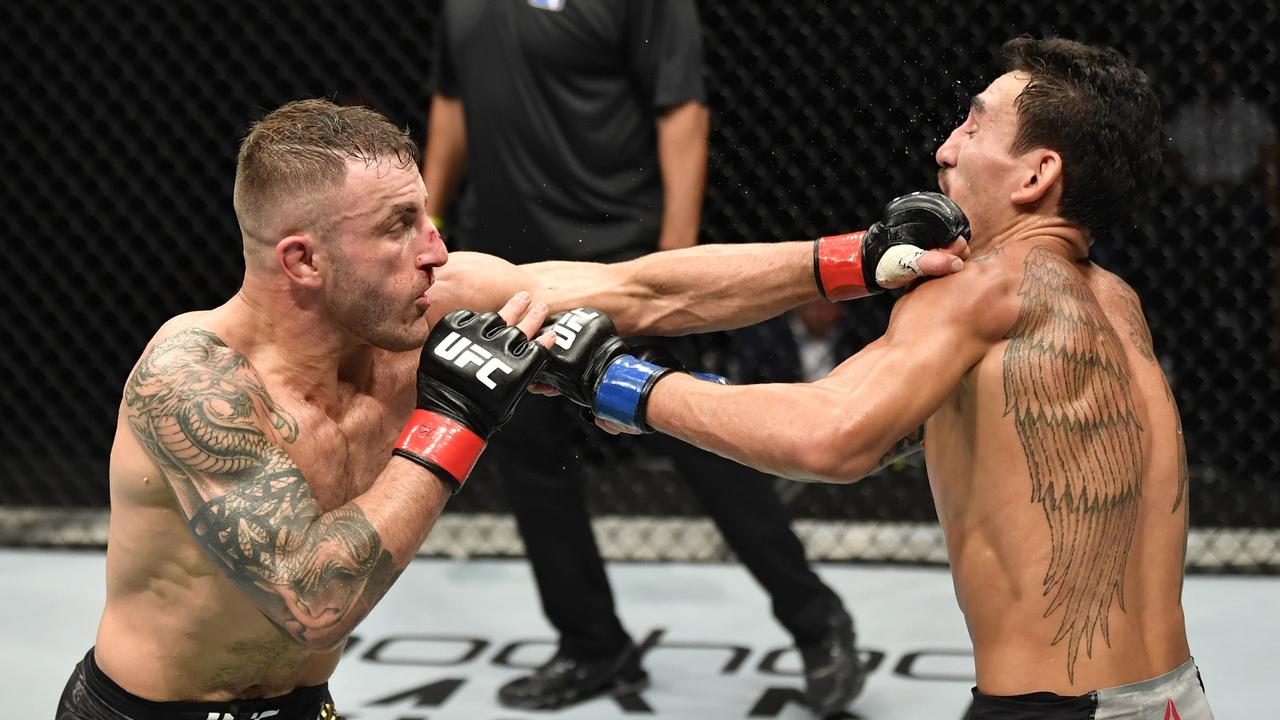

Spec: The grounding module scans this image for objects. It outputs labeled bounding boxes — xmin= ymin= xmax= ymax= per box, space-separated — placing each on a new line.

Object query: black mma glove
xmin=535 ymin=308 xmax=725 ymax=433
xmin=815 ymin=191 xmax=970 ymax=300
xmin=392 ymin=309 xmax=548 ymax=492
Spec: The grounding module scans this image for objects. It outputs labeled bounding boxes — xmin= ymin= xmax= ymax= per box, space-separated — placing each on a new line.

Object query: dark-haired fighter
xmin=539 ymin=38 xmax=1215 ymax=719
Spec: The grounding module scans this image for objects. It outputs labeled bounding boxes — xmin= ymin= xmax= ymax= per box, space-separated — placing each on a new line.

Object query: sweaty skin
xmin=646 ymin=240 xmax=1190 ymax=695
xmin=933 ymin=243 xmax=1187 ymax=693
xmin=641 ymin=71 xmax=1191 ymax=695
xmin=102 ymin=318 xmax=413 ymax=697
xmin=97 ymin=153 xmax=961 ymax=700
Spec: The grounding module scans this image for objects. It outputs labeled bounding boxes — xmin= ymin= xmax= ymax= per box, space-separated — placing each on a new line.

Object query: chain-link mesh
xmin=2 ymin=1 xmax=1277 ymax=571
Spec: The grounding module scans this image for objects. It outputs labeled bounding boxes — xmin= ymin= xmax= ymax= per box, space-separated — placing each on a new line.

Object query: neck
xmin=971 ymin=213 xmax=1090 ymax=261
xmin=228 ymin=271 xmax=377 ymax=408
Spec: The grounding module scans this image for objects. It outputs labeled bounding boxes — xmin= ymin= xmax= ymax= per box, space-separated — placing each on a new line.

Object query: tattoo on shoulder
xmin=1117 ymin=286 xmax=1156 ymax=363
xmin=127 ymin=329 xmax=298 ymax=454
xmin=1002 ymin=247 xmax=1144 ymax=684
xmin=124 ymin=328 xmax=398 ymax=645
xmin=971 ymin=247 xmax=1005 ymax=263
xmin=1114 ymin=288 xmax=1189 ymax=513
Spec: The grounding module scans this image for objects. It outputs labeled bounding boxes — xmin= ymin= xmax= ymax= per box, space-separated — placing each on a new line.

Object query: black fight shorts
xmin=965 ymin=657 xmax=1214 ymax=719
xmin=56 ymin=648 xmax=341 ymax=720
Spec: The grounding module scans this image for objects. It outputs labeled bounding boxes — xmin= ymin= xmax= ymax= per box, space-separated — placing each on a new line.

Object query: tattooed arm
xmin=125 ymin=329 xmax=446 ymax=651
xmin=869 ymin=426 xmax=926 ymax=474
xmin=641 ymin=268 xmax=1013 ymax=483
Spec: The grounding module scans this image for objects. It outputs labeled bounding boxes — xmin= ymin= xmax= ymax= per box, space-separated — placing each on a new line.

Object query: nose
xmin=935 ymin=126 xmax=962 ymax=169
xmin=416 ymin=219 xmax=448 ymax=270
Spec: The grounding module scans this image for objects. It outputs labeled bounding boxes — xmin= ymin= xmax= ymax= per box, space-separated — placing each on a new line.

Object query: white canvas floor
xmin=3 ymin=549 xmax=1274 ymax=719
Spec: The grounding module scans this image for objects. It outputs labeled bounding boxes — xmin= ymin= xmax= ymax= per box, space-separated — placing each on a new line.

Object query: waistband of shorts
xmin=1093 ymin=656 xmax=1198 ymax=702
xmin=969 ymin=686 xmax=1097 ymax=717
xmin=83 ymin=647 xmax=330 ymax=720
xmin=969 ymin=657 xmax=1200 ymax=715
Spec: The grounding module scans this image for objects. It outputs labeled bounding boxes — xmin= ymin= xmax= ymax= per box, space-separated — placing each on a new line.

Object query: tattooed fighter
xmin=539 ymin=38 xmax=1214 ymax=719
xmin=57 ymin=97 xmax=964 ymax=718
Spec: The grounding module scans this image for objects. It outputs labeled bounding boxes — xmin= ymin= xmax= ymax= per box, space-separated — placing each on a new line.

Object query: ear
xmin=276 ymin=233 xmax=323 ymax=289
xmin=1010 ymin=149 xmax=1062 ymax=206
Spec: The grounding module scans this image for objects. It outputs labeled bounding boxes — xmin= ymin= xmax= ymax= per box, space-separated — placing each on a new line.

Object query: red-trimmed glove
xmin=393 ymin=310 xmax=548 ymax=492
xmin=815 ymin=191 xmax=970 ymax=300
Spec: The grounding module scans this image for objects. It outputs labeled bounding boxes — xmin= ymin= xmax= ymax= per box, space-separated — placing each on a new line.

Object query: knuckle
xmin=445 ymin=309 xmax=476 ymax=326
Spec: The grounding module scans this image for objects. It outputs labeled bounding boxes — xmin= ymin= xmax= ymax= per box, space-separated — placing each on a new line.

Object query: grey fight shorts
xmin=966 ymin=657 xmax=1213 ymax=719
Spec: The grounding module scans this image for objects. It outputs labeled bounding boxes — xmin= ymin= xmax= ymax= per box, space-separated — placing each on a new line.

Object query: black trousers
xmin=478 ymin=390 xmax=843 ymax=660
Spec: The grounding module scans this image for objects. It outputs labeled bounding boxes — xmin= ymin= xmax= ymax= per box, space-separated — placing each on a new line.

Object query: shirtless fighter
xmin=56 ymin=98 xmax=965 ymax=718
xmin=537 ymin=38 xmax=1215 ymax=718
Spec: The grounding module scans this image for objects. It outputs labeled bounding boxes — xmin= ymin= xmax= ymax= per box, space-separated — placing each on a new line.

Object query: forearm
xmin=424 ymin=94 xmax=467 ymax=220
xmin=249 ymin=459 xmax=451 ymax=650
xmin=353 ymin=458 xmax=453 ymax=556
xmin=656 ymin=102 xmax=709 ymax=251
xmin=643 ymin=373 xmax=888 ymax=483
xmin=524 ymin=194 xmax=968 ymax=333
xmin=527 ymin=241 xmax=821 ymax=336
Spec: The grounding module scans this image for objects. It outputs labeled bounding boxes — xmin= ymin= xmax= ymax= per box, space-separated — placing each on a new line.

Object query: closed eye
xmin=382 ymin=201 xmax=421 ymax=236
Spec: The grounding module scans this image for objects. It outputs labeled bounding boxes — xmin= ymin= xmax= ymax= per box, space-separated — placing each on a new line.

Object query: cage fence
xmin=1 ymin=0 xmax=1277 ymax=571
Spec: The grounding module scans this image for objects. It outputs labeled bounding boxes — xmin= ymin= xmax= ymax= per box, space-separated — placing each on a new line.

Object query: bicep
xmin=870 ymin=425 xmax=925 ymax=473
xmin=822 ymin=281 xmax=997 ymax=457
xmin=124 ymin=331 xmax=325 ymax=603
xmin=433 ymin=252 xmax=631 ymax=323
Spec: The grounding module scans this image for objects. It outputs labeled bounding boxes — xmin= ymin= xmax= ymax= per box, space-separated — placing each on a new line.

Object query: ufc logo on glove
xmin=432 ymin=332 xmax=514 ymax=389
xmin=550 ymin=308 xmax=601 ymax=349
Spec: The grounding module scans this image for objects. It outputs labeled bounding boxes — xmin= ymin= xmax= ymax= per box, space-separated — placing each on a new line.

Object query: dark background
xmin=2 ymin=1 xmax=1277 ymax=546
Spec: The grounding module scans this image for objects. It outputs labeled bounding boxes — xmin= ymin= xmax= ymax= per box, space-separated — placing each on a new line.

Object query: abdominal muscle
xmin=94 ymin=452 xmax=340 ymax=701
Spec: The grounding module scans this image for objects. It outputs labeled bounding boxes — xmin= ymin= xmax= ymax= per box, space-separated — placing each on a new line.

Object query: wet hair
xmin=1002 ymin=37 xmax=1161 ymax=240
xmin=233 ymin=99 xmax=418 ymax=239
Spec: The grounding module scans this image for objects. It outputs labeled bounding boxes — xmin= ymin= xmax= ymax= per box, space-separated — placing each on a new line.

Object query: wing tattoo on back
xmin=1002 ymin=247 xmax=1144 ymax=684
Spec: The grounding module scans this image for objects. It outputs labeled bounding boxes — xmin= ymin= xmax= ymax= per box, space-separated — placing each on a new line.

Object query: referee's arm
xmin=423 ymin=92 xmax=466 ymax=236
xmin=656 ymin=100 xmax=709 ymax=251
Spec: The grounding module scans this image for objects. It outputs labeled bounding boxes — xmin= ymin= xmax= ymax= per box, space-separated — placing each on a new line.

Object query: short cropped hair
xmin=233 ymin=99 xmax=418 ymax=239
xmin=1003 ymin=37 xmax=1162 ymax=240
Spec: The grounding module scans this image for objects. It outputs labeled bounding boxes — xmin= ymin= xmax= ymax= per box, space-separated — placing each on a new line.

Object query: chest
xmin=276 ymin=379 xmax=414 ymax=511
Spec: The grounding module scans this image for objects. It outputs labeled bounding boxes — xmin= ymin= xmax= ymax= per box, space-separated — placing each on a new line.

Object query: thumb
xmin=535 ymin=329 xmax=557 ymax=350
xmin=915 ymin=248 xmax=964 ymax=278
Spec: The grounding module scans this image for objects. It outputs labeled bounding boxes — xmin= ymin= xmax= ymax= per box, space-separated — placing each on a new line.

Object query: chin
xmin=364 ymin=324 xmax=429 ymax=353
xmin=376 ymin=336 xmax=425 ymax=353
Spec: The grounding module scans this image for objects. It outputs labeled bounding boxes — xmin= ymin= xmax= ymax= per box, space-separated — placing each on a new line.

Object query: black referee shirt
xmin=433 ymin=0 xmax=705 ymax=264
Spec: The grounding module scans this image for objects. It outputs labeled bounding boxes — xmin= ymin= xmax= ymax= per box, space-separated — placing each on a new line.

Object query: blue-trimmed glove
xmin=535 ymin=308 xmax=726 ymax=432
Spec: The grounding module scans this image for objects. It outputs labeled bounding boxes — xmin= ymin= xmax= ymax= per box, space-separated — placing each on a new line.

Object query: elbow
xmin=795 ymin=427 xmax=878 ymax=484
xmin=269 ymin=612 xmax=354 ymax=654
xmin=290 ymin=626 xmax=351 ymax=654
